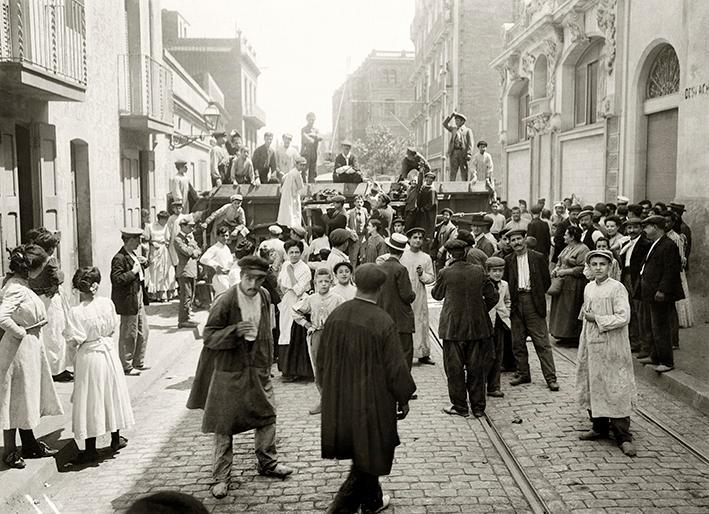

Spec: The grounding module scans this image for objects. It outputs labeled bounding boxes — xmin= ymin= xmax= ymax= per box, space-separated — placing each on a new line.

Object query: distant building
xmin=162 ymin=10 xmax=266 ymax=151
xmin=408 ymin=0 xmax=514 ymax=177
xmin=332 ymin=50 xmax=415 ymax=149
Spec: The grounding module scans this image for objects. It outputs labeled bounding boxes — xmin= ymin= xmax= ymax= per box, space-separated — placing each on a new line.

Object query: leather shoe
xmin=547 ymin=381 xmax=560 ymax=391
xmin=417 ymin=357 xmax=436 ymax=365
xmin=368 ymin=494 xmax=391 ymax=513
xmin=124 ymin=368 xmax=141 ymax=376
xmin=472 ymin=410 xmax=485 ymax=418
xmin=2 ymin=450 xmax=25 ymax=469
xmin=211 ymin=481 xmax=228 ymax=498
xmin=135 ymin=365 xmax=151 ymax=371
xmin=620 ymin=441 xmax=637 ymax=457
xmin=578 ymin=430 xmax=607 ymax=441
xmin=23 ymin=441 xmax=58 ymax=459
xmin=509 ymin=376 xmax=531 ymax=386
xmin=487 ymin=389 xmax=505 ymax=398
xmin=52 ymin=370 xmax=74 ymax=382
xmin=442 ymin=406 xmax=469 ymax=418
xmin=259 ymin=463 xmax=293 ymax=479
xmin=637 ymin=356 xmax=653 ymax=364
xmin=308 ymin=403 xmax=321 ymax=415
xmin=111 ymin=436 xmax=129 ymax=452
xmin=654 ymin=364 xmax=674 ymax=373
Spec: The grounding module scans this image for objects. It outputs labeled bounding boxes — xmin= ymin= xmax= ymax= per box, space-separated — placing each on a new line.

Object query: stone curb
xmin=632 ymin=359 xmax=709 ymax=416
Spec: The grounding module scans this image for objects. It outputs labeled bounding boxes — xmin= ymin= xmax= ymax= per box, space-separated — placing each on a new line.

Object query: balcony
xmin=118 ymin=54 xmax=174 ymax=134
xmin=243 ymin=103 xmax=266 ymax=129
xmin=0 ymin=0 xmax=87 ymax=101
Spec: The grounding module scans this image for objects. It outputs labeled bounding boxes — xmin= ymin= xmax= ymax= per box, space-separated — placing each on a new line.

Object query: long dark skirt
xmin=549 ymin=275 xmax=587 ymax=340
xmin=278 ymin=323 xmax=313 ymax=380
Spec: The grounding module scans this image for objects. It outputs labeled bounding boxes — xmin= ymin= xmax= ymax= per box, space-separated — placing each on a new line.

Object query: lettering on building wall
xmin=684 ymin=82 xmax=709 ymax=100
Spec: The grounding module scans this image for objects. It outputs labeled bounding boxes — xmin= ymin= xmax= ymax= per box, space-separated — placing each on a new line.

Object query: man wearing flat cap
xmin=188 ymin=255 xmax=293 ymax=499
xmin=471 ymin=140 xmax=494 ymax=190
xmin=333 ymin=140 xmax=361 ymax=183
xmin=175 ymin=216 xmax=202 ymax=328
xmin=634 ymin=215 xmax=684 ymax=373
xmin=399 ymin=147 xmax=431 ymax=182
xmin=209 ymin=131 xmax=230 ymax=187
xmin=408 ymin=170 xmax=438 ymax=244
xmin=431 ymin=208 xmax=458 ymax=274
xmin=319 ymin=263 xmax=416 ymax=513
xmin=443 ymin=111 xmax=474 ymax=181
xmin=470 ymin=214 xmax=496 ymax=257
xmin=112 ymin=227 xmax=151 ymax=375
xmin=378 ymin=233 xmax=417 ymax=373
xmin=618 ymin=216 xmax=650 ymax=353
xmin=323 ymin=195 xmax=348 ymax=235
xmin=578 ymin=209 xmax=603 ymax=251
xmin=432 ymin=239 xmax=499 ymax=418
xmin=170 ymin=158 xmax=192 ymax=211
xmin=326 ymin=228 xmax=353 ymax=272
xmin=202 ymin=194 xmax=248 ymax=247
xmin=252 ymin=132 xmax=279 ymax=184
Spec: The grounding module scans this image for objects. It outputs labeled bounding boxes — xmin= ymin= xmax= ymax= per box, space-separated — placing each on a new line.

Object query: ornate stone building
xmin=493 ymin=0 xmax=709 ymax=312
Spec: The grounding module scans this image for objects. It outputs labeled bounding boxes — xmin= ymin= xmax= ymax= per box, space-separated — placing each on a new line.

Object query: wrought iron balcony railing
xmin=118 ymin=54 xmax=174 ymax=130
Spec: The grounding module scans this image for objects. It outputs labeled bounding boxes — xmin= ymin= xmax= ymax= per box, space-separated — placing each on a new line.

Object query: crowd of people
xmin=0 ymin=120 xmax=695 ymax=511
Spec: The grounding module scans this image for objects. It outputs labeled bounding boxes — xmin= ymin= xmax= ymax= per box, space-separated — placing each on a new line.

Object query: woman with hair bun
xmin=0 ymin=244 xmax=62 ymax=469
xmin=64 ymin=267 xmax=134 ymax=463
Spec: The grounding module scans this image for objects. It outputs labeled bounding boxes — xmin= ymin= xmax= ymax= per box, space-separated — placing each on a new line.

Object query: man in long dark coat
xmin=318 ymin=263 xmax=416 ymax=513
xmin=187 ymin=256 xmax=293 ymax=499
xmin=377 ymin=233 xmax=416 ymax=372
xmin=432 ymin=239 xmax=499 ymax=418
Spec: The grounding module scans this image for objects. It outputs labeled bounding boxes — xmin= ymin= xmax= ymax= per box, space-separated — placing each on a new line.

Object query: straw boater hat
xmin=385 ymin=233 xmax=408 ymax=252
xmin=120 ymin=227 xmax=144 ymax=237
xmin=577 ymin=209 xmax=594 ymax=219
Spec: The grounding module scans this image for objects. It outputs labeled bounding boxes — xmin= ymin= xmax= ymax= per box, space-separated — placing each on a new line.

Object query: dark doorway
xmin=15 ymin=125 xmax=37 ymax=241
xmin=70 ymin=139 xmax=93 ymax=267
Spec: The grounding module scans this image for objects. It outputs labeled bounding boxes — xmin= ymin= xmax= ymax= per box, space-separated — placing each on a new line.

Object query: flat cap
xmin=385 ymin=233 xmax=409 ymax=252
xmin=406 ymin=226 xmax=426 ymax=237
xmin=424 ymin=170 xmax=436 ymax=178
xmin=237 ymin=255 xmax=269 ymax=276
xmin=568 ymin=204 xmax=582 ymax=212
xmin=470 ymin=213 xmax=492 ymax=226
xmin=329 ymin=228 xmax=353 ymax=246
xmin=354 ymin=263 xmax=387 ymax=291
xmin=392 ymin=217 xmax=406 ymax=225
xmin=333 ymin=261 xmax=353 ymax=274
xmin=641 ymin=215 xmax=668 ymax=227
xmin=282 ymin=133 xmax=293 ymax=139
xmin=230 ymin=129 xmax=241 ymax=137
xmin=177 ymin=215 xmax=195 ymax=225
xmin=623 ymin=216 xmax=643 ymax=227
xmin=486 ymin=256 xmax=505 ymax=268
xmin=341 ymin=139 xmax=353 ymax=147
xmin=230 ymin=194 xmax=243 ymax=202
xmin=585 ymin=249 xmax=614 ymax=264
xmin=617 ymin=195 xmax=630 ymax=204
xmin=290 ymin=225 xmax=307 ymax=237
xmin=171 ymin=200 xmax=184 ymax=206
xmin=330 ymin=195 xmax=346 ymax=204
xmin=453 ymin=112 xmax=467 ymax=122
xmin=444 ymin=239 xmax=467 ymax=251
xmin=669 ymin=202 xmax=686 ymax=212
xmin=268 ymin=225 xmax=283 ymax=235
xmin=477 ymin=140 xmax=488 ymax=147
xmin=174 ymin=158 xmax=187 ymax=165
xmin=212 ymin=130 xmax=226 ymax=138
xmin=406 ymin=146 xmax=417 ymax=154
xmin=456 ymin=229 xmax=474 ymax=244
xmin=120 ymin=227 xmax=144 ymax=237
xmin=294 ymin=155 xmax=307 ymax=165
xmin=506 ymin=228 xmax=527 ymax=239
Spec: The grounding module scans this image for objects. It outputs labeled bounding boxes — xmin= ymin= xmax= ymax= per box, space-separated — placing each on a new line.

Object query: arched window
xmin=574 ymin=41 xmax=602 ymax=126
xmin=646 ymin=45 xmax=680 ymax=99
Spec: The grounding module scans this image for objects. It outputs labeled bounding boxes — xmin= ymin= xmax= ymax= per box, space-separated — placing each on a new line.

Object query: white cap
xmin=268 ymin=225 xmax=283 ymax=235
xmin=617 ymin=195 xmax=630 ymax=204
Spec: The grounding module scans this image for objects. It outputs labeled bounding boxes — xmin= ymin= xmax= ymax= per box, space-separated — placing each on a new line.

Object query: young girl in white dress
xmin=65 ymin=267 xmax=134 ymax=462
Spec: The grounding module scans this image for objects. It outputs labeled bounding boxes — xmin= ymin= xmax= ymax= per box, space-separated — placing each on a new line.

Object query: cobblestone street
xmin=2 ymin=300 xmax=707 ymax=513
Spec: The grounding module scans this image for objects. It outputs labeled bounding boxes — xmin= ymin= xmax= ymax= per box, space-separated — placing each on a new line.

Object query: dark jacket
xmin=474 ymin=234 xmax=495 ymax=257
xmin=527 ymin=218 xmax=551 ymax=258
xmin=318 ymin=299 xmax=416 ymax=476
xmin=377 ymin=257 xmax=416 ymax=333
xmin=187 ymin=286 xmax=275 ymax=435
xmin=431 ymin=260 xmax=498 ymax=341
xmin=552 ymin=218 xmax=573 ymax=263
xmin=635 ymin=235 xmax=684 ymax=302
xmin=110 ymin=247 xmax=144 ymax=315
xmin=174 ymin=231 xmax=201 ymax=279
xmin=324 ymin=210 xmax=347 ymax=235
xmin=252 ymin=144 xmax=278 ymax=176
xmin=333 ymin=153 xmax=361 ymax=183
xmin=503 ymin=250 xmax=551 ymax=318
xmin=620 ymin=235 xmax=651 ymax=292
xmin=28 ymin=256 xmax=64 ymax=297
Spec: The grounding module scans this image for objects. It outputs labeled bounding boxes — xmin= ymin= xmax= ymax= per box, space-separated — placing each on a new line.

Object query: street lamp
xmin=169 ymin=101 xmax=222 ymax=150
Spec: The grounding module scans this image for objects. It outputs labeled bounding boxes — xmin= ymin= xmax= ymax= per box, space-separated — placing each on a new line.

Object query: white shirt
xmin=640 ymin=237 xmax=661 ymax=275
xmin=199 ymin=241 xmax=234 ymax=296
xmin=471 ymin=152 xmax=494 ymax=179
xmin=620 ymin=236 xmax=639 ymax=267
xmin=516 ymin=252 xmax=531 ymax=290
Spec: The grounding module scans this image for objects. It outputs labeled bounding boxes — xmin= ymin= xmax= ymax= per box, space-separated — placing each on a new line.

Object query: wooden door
xmin=0 ymin=120 xmax=20 ymax=277
xmin=646 ymin=109 xmax=678 ymax=203
xmin=31 ymin=123 xmax=59 ymax=232
xmin=139 ymin=150 xmax=157 ymax=221
xmin=121 ymin=149 xmax=141 ymax=228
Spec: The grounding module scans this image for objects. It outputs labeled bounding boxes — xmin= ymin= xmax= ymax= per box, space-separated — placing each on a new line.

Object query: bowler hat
xmin=470 ymin=213 xmax=492 ymax=227
xmin=385 ymin=233 xmax=408 ymax=252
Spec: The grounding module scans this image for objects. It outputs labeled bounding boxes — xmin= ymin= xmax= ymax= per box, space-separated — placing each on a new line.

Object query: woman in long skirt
xmin=549 ymin=226 xmax=590 ymax=346
xmin=277 ymin=240 xmax=312 ymax=380
xmin=65 ymin=267 xmax=134 ymax=462
xmin=0 ymin=245 xmax=62 ymax=469
xmin=146 ymin=211 xmax=175 ymax=302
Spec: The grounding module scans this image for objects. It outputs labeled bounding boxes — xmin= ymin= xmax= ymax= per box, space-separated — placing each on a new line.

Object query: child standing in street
xmin=292 ymin=267 xmax=345 ymax=415
xmin=330 ymin=261 xmax=356 ymax=300
xmin=485 ymin=256 xmax=512 ymax=398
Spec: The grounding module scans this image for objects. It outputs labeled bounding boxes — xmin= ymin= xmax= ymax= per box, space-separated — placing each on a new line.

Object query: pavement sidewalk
xmin=0 ymin=301 xmax=207 ymax=506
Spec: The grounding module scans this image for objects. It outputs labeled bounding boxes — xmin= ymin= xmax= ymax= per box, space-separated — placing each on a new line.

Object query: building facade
xmin=332 ymin=50 xmax=415 ymax=149
xmin=0 ymin=0 xmax=251 ymax=295
xmin=162 ymin=10 xmax=266 ymax=151
xmin=492 ymin=0 xmax=709 ymax=312
xmin=408 ymin=0 xmax=514 ymax=177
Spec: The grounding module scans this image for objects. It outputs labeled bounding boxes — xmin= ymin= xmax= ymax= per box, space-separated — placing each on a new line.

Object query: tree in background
xmin=353 ymin=125 xmax=414 ymax=180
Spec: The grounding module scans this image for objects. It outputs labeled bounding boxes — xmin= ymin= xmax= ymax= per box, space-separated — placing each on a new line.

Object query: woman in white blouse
xmin=199 ymin=226 xmax=234 ymax=297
